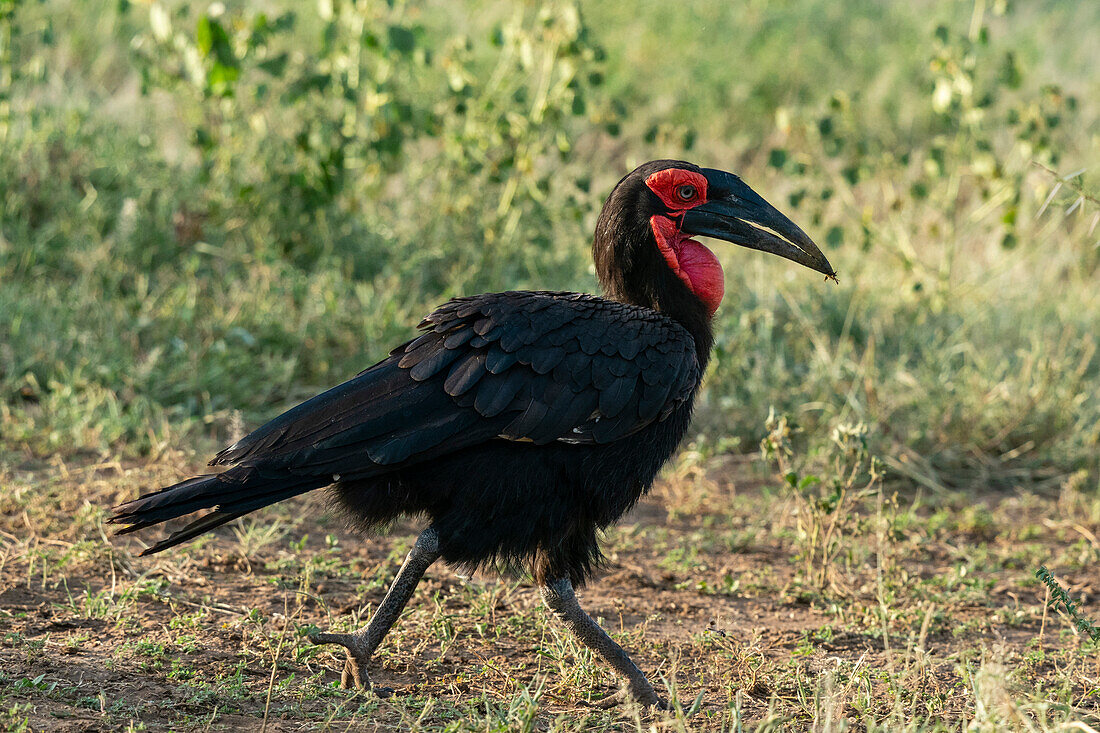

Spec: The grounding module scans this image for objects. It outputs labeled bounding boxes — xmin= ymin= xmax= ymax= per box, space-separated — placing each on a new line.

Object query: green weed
xmin=1035 ymin=566 xmax=1100 ymax=644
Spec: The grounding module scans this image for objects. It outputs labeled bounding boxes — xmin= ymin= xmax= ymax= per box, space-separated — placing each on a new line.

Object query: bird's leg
xmin=540 ymin=577 xmax=666 ymax=709
xmin=310 ymin=526 xmax=440 ymax=692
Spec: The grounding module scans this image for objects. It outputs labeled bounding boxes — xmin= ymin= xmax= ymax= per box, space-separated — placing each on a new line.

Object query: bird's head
xmin=593 ymin=160 xmax=836 ymax=321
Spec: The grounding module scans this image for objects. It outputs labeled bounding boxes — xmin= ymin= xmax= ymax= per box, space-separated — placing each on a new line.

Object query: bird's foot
xmin=590 ymin=685 xmax=668 ymax=710
xmin=309 ymin=631 xmax=379 ymax=692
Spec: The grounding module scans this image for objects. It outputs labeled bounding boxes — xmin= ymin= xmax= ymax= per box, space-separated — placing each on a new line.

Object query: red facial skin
xmin=644 ymin=169 xmax=725 ymax=316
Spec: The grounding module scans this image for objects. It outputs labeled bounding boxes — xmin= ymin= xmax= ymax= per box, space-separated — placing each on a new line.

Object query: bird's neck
xmin=593 ymin=207 xmax=715 ymax=369
xmin=646 ymin=279 xmax=715 ymax=372
xmin=597 ymin=264 xmax=715 ymax=370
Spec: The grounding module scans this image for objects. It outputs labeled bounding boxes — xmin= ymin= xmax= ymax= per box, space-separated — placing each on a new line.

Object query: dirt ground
xmin=1 ymin=453 xmax=1098 ymax=731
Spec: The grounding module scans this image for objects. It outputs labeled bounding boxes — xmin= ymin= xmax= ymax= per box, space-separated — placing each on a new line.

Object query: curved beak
xmin=681 ymin=168 xmax=837 ymax=280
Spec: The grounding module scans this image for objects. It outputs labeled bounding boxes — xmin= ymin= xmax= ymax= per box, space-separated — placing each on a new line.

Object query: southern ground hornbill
xmin=110 ymin=160 xmax=835 ymax=707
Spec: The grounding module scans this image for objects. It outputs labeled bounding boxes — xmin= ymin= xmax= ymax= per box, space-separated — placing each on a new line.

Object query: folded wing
xmin=212 ymin=291 xmax=701 ymax=472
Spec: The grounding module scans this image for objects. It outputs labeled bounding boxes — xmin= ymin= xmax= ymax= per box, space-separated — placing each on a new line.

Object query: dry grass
xmin=1 ymin=450 xmax=1097 ymax=731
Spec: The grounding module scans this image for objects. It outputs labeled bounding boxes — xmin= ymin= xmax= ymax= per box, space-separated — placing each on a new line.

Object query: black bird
xmin=110 ymin=160 xmax=835 ymax=707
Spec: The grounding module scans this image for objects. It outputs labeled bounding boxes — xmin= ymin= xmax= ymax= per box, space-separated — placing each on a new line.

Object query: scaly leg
xmin=540 ymin=577 xmax=666 ymax=709
xmin=310 ymin=526 xmax=440 ymax=691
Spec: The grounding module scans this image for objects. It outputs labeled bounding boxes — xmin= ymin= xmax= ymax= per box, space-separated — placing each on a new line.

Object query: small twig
xmin=1038 ymin=585 xmax=1050 ymax=651
xmin=1031 ymin=161 xmax=1100 ymax=210
xmin=201 ymin=705 xmax=219 ymax=733
xmin=261 ymin=596 xmax=293 ymax=733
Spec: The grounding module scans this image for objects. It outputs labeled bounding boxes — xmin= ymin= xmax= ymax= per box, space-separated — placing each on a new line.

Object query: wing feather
xmin=211 ymin=291 xmax=701 ymax=474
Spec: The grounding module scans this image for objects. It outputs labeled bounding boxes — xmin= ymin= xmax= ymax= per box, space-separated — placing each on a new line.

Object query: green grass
xmin=3 ymin=0 xmax=1098 ymax=489
xmin=2 ymin=0 xmax=1100 ymax=729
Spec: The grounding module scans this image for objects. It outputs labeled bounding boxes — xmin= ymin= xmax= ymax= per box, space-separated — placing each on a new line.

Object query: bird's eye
xmin=676 ymin=184 xmax=697 ymax=202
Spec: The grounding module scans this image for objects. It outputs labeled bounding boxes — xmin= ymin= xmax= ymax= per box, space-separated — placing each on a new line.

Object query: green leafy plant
xmin=762 ymin=410 xmax=886 ymax=593
xmin=1035 ymin=565 xmax=1100 ymax=643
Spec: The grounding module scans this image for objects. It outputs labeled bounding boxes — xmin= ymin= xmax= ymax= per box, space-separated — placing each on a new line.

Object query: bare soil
xmin=1 ymin=455 xmax=1098 ymax=730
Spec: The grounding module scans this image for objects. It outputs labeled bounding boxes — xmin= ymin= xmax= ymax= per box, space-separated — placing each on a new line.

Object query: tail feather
xmin=110 ymin=469 xmax=324 ymax=554
xmin=112 ymin=474 xmax=231 ymax=526
xmin=137 ymin=509 xmax=252 ymax=556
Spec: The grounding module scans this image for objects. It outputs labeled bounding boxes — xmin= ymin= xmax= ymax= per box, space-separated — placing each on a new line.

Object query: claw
xmin=310 ymin=631 xmax=374 ymax=692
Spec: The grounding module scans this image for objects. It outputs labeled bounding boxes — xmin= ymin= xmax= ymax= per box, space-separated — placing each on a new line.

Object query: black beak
xmin=681 ymin=168 xmax=837 ymax=279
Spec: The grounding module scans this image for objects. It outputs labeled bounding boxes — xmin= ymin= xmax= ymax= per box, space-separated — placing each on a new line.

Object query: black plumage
xmin=115 ymin=292 xmax=701 ymax=578
xmin=110 ymin=160 xmax=835 ymax=706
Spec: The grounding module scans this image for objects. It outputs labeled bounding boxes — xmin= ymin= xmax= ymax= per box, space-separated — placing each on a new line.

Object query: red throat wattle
xmin=643 ymin=168 xmax=725 ymax=316
xmin=650 ymin=215 xmax=725 ymax=316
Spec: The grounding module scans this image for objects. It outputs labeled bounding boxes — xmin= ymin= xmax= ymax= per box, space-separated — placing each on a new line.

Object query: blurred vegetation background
xmin=1 ymin=0 xmax=1098 ymax=495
